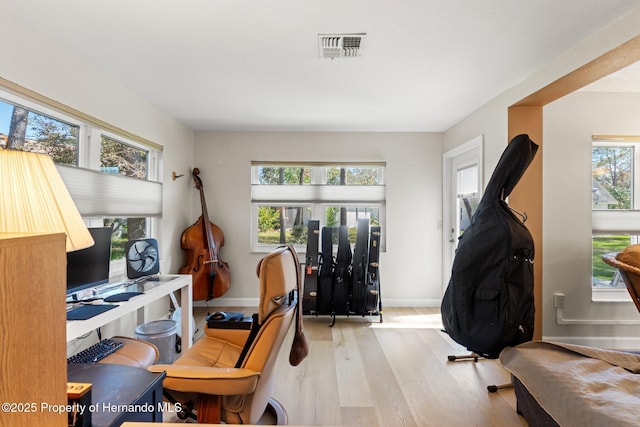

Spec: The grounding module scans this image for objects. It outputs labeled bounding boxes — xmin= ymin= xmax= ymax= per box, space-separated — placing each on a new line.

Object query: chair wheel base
xmin=487 ymin=383 xmax=514 ymax=393
xmin=258 ymin=397 xmax=288 ymax=425
xmin=176 ymin=400 xmax=194 ymax=420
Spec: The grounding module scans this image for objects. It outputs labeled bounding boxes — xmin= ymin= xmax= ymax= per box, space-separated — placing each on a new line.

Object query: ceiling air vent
xmin=318 ymin=33 xmax=366 ymax=58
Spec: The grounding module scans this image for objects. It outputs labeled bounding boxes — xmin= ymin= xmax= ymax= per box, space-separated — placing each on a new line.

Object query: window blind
xmin=57 ymin=165 xmax=162 ymax=217
xmin=251 ymin=184 xmax=385 ymax=204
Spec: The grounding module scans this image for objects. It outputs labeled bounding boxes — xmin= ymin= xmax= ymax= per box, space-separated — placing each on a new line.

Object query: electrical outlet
xmin=553 ymin=293 xmax=565 ymax=308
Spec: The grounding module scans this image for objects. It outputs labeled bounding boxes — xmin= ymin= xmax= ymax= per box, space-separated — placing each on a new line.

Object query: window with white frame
xmin=251 ymin=162 xmax=385 ymax=252
xmin=0 ymin=91 xmax=162 ymax=278
xmin=0 ymin=97 xmax=80 ymax=163
xmin=592 ymin=139 xmax=640 ymax=294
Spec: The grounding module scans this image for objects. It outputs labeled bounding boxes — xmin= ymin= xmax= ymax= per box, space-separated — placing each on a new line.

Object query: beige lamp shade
xmin=0 ymin=149 xmax=94 ymax=252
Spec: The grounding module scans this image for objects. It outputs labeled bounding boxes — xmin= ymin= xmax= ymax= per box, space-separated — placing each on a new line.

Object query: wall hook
xmin=172 ymin=171 xmax=184 ymax=181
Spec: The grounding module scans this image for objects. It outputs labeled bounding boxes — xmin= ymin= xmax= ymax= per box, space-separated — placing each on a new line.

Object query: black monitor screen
xmin=66 ymin=226 xmax=112 ymax=295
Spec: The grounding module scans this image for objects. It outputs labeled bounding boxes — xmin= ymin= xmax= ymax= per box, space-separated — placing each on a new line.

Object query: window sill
xmin=592 ymin=287 xmax=631 ymax=302
xmin=251 ymin=244 xmax=307 ymax=255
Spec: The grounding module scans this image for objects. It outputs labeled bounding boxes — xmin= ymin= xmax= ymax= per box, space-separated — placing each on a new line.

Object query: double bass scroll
xmin=179 ymin=168 xmax=231 ymax=301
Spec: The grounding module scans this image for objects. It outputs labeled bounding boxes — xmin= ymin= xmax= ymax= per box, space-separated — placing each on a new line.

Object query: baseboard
xmin=193 ymin=298 xmax=259 ymax=308
xmin=194 ymin=298 xmax=440 ymax=308
xmin=382 ymin=299 xmax=441 ymax=307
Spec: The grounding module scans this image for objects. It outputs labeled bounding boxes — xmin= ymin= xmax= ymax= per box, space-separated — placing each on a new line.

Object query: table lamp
xmin=0 ymin=149 xmax=94 ymax=252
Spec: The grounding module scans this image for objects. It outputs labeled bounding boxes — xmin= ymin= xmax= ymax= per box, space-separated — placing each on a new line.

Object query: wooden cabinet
xmin=0 ymin=233 xmax=67 ymax=427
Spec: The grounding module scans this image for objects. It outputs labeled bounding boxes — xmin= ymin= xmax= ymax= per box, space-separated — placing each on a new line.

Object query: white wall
xmin=0 ymin=12 xmax=196 ymax=352
xmin=0 ymin=14 xmax=196 ymax=274
xmin=543 ymin=91 xmax=640 ymax=346
xmin=444 ymin=6 xmax=640 ymax=347
xmin=193 ymin=131 xmax=444 ymax=307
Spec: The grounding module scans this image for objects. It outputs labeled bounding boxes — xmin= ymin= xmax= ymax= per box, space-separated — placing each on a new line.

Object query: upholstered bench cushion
xmin=150 ymin=335 xmax=256 ymax=396
xmin=100 ymin=336 xmax=159 ymax=368
xmin=174 ymin=334 xmax=244 ymax=369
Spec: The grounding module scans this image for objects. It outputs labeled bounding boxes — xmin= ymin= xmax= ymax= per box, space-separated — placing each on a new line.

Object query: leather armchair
xmin=149 ymin=245 xmax=304 ymax=424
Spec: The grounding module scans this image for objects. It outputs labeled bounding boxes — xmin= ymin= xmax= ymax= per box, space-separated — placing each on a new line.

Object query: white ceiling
xmin=3 ymin=0 xmax=640 ymax=132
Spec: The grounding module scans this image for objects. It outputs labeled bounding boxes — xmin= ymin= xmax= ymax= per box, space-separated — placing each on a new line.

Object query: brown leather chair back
xmin=222 ymin=245 xmax=299 ymax=424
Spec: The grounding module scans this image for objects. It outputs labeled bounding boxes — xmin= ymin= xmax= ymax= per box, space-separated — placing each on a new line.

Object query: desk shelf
xmin=66 ymin=275 xmax=193 ymax=351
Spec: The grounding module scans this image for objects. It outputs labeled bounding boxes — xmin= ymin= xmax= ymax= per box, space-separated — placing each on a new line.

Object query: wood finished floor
xmin=179 ymin=306 xmax=527 ymax=426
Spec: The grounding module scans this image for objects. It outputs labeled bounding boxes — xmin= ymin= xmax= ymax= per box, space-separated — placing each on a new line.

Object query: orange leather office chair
xmin=149 ymin=245 xmax=307 ymax=424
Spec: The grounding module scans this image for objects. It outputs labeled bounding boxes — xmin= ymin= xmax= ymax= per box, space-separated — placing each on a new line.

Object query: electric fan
xmin=125 ymin=238 xmax=160 ymax=279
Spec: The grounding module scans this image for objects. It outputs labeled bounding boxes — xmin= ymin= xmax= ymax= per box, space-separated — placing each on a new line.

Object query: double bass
xmin=441 ymin=134 xmax=537 ymax=358
xmin=179 ymin=168 xmax=231 ymax=301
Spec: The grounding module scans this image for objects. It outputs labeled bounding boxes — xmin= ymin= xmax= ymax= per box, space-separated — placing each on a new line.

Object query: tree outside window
xmin=592 ymin=143 xmax=637 ymax=288
xmin=592 ymin=146 xmax=631 ymax=210
xmin=1 ymin=99 xmax=78 ymax=164
xmin=101 ymin=135 xmax=148 ymax=179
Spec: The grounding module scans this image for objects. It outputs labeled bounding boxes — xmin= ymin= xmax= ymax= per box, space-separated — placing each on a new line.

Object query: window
xmin=101 ymin=217 xmax=149 ymax=261
xmin=0 ymin=98 xmax=80 ymax=164
xmin=98 ymin=136 xmax=154 ymax=266
xmin=592 ymin=139 xmax=640 ymax=295
xmin=101 ymin=135 xmax=149 ymax=179
xmin=457 ymin=164 xmax=480 ymax=236
xmin=251 ymin=162 xmax=385 ymax=252
xmin=0 ymin=89 xmax=162 ymax=279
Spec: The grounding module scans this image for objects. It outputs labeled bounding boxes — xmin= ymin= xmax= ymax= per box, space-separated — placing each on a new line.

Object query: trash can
xmin=135 ymin=319 xmax=177 ymax=364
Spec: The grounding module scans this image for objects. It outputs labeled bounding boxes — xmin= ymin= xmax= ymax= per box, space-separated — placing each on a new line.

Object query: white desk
xmin=66 ymin=274 xmax=193 ymax=350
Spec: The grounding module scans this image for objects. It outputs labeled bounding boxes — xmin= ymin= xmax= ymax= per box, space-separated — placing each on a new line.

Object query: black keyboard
xmin=67 ymin=338 xmax=124 ymax=364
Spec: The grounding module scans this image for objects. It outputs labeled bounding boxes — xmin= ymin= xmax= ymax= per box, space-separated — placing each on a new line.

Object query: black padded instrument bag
xmin=333 ymin=225 xmax=352 ymax=314
xmin=317 ymin=227 xmax=334 ymax=314
xmin=441 ymin=134 xmax=538 ymax=358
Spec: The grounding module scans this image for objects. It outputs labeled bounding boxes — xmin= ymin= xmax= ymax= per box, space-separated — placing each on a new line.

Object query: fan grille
xmin=125 ymin=238 xmax=160 ymax=279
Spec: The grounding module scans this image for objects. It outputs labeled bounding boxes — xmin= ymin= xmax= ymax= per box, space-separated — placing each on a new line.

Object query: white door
xmin=442 ymin=136 xmax=483 ymax=293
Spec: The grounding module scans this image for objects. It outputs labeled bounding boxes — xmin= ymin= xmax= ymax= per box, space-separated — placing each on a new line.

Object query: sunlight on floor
xmin=368 ymin=313 xmax=444 ymax=329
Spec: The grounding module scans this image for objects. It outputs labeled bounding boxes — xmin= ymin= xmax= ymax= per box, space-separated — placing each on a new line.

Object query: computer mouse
xmin=210 ymin=311 xmax=227 ymax=321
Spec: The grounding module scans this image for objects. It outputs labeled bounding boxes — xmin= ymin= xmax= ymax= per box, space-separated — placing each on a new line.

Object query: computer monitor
xmin=66 ymin=226 xmax=113 ymax=295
